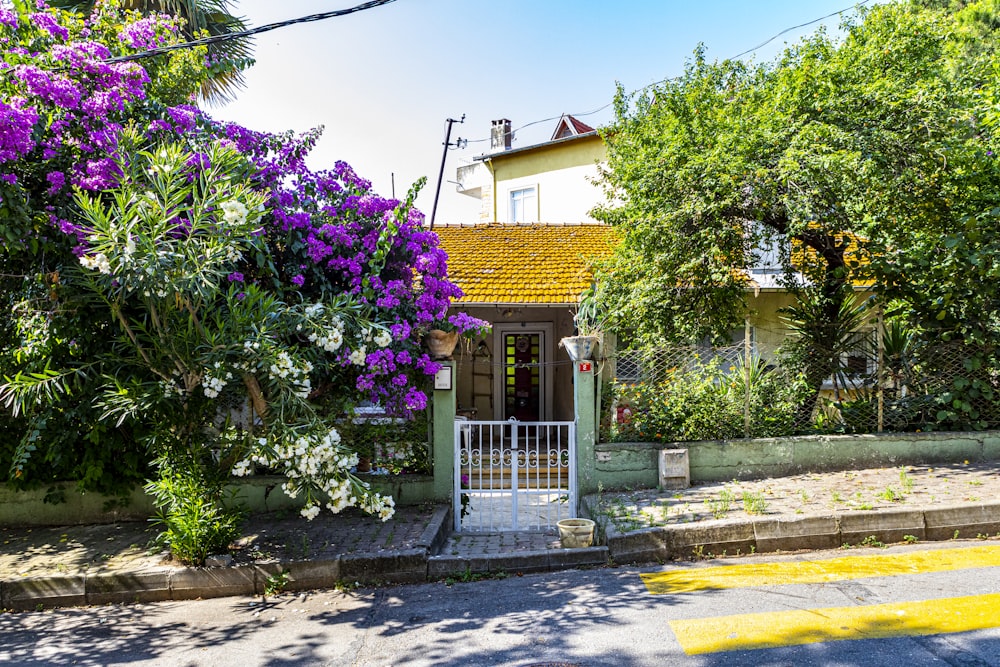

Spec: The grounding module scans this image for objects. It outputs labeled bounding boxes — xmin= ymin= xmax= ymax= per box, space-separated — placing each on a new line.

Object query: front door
xmin=494 ymin=323 xmax=552 ymax=422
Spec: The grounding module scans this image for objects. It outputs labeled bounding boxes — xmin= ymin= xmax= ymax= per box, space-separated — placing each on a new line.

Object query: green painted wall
xmin=593 ymin=430 xmax=1000 ymax=490
xmin=0 ymin=474 xmax=437 ymax=527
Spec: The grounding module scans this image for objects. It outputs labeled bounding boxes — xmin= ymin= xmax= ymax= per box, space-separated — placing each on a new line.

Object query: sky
xmin=210 ymin=0 xmax=877 ymax=226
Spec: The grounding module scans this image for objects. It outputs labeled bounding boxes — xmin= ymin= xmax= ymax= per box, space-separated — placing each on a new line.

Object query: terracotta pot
xmin=425 ymin=329 xmax=460 ymax=360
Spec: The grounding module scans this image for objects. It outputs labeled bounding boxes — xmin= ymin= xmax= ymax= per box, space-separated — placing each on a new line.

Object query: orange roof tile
xmin=435 ymin=223 xmax=616 ymax=305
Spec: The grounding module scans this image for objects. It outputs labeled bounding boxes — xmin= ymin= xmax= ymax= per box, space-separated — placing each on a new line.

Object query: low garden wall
xmin=594 ymin=430 xmax=1000 ymax=490
xmin=0 ymin=474 xmax=436 ymax=527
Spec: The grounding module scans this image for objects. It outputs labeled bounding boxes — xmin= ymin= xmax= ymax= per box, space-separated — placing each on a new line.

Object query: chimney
xmin=490 ymin=119 xmax=512 ymax=152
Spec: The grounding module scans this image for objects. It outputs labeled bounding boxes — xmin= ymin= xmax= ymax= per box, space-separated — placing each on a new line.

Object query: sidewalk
xmin=2 ymin=462 xmax=999 ymax=610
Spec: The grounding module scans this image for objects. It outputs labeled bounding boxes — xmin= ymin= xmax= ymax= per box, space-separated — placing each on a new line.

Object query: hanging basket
xmin=425 ymin=329 xmax=460 ymax=360
xmin=560 ymin=335 xmax=600 ymax=361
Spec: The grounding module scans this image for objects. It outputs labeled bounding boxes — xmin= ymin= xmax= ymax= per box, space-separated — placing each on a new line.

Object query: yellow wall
xmin=491 ymin=135 xmax=605 ymax=182
xmin=486 ymin=135 xmax=606 ymax=223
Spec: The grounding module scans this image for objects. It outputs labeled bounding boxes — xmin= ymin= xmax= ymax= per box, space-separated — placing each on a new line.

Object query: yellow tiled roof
xmin=435 ymin=223 xmax=616 ymax=305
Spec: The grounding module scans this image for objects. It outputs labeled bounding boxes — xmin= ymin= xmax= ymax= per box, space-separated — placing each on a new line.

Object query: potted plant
xmin=560 ymin=284 xmax=604 ymax=361
xmin=424 ymin=312 xmax=492 ymax=360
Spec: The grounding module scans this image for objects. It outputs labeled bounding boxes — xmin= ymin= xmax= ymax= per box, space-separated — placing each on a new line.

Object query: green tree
xmin=596 ymin=0 xmax=1000 ymax=421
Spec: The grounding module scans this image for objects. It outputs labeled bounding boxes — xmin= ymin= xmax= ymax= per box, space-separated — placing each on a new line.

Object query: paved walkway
xmin=1 ymin=461 xmax=999 ymax=610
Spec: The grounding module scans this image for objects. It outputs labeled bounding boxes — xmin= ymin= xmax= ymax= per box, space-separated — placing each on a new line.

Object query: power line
xmin=463 ymin=0 xmax=873 ymax=146
xmin=100 ymin=0 xmax=399 ymax=65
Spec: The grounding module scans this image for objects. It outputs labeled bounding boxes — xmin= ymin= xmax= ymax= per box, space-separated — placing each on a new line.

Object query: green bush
xmin=145 ymin=454 xmax=243 ymax=566
xmin=610 ymin=355 xmax=812 ymax=443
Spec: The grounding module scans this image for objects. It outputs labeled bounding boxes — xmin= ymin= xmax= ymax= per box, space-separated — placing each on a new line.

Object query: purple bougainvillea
xmin=0 ymin=2 xmax=469 ymax=419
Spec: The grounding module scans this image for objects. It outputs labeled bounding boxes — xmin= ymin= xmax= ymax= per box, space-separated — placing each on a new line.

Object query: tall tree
xmin=49 ymin=0 xmax=253 ymax=105
xmin=596 ymin=0 xmax=1000 ymax=417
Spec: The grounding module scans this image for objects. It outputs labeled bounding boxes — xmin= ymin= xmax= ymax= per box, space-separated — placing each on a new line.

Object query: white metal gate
xmin=454 ymin=420 xmax=576 ymax=532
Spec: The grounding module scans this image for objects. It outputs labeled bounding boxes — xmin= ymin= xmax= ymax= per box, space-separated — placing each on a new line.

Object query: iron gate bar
xmin=454 ymin=420 xmax=576 ymax=532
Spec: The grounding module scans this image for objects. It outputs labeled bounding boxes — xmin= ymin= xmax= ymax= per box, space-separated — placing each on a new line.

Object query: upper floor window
xmin=509 ymin=187 xmax=537 ymax=223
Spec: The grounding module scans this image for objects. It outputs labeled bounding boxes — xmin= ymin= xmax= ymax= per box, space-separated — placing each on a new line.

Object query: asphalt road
xmin=2 ymin=541 xmax=999 ymax=666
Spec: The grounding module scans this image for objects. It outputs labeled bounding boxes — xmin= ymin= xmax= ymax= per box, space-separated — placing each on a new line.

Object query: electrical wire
xmin=100 ymin=0 xmax=399 ymax=65
xmin=463 ymin=0 xmax=873 ymax=145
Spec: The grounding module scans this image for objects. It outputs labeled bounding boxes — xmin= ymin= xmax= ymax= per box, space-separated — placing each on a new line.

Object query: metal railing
xmin=454 ymin=420 xmax=576 ymax=532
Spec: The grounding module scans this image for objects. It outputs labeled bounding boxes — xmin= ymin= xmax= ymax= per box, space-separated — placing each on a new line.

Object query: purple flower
xmin=45 ymin=170 xmax=65 ymax=194
xmin=118 ymin=17 xmax=168 ymax=51
xmin=0 ymin=7 xmax=17 ymax=29
xmin=228 ymin=272 xmax=244 ymax=283
xmin=0 ymin=101 xmax=38 ymax=163
xmin=291 ymin=274 xmax=305 ymax=286
xmin=29 ymin=12 xmax=69 ymax=41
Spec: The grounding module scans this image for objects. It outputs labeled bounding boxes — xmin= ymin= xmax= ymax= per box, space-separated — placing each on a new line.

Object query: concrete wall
xmin=593 ymin=430 xmax=1000 ymax=490
xmin=0 ymin=475 xmax=437 ymax=527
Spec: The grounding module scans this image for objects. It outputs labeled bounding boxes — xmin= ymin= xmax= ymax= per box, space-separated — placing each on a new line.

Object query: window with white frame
xmin=509 ymin=186 xmax=537 ymax=223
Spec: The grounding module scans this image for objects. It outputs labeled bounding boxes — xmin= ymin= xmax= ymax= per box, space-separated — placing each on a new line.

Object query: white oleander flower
xmin=231 ymin=460 xmax=253 ymax=477
xmin=220 ymin=200 xmax=249 ymax=225
xmin=79 ymin=252 xmax=111 ymax=274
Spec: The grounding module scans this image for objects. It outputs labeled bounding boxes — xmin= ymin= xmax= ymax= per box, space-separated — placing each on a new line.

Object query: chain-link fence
xmin=606 ymin=333 xmax=1000 ymax=443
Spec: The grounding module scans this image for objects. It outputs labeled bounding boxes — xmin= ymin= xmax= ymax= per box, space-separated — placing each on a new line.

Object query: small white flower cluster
xmin=361 ymin=493 xmax=396 ymax=522
xmin=136 ymin=191 xmax=158 ymax=213
xmin=231 ymin=459 xmax=253 ymax=477
xmin=160 ymin=379 xmax=184 ymax=397
xmin=225 ymin=244 xmax=242 ymax=263
xmin=349 ymin=346 xmax=367 ymax=366
xmin=307 ymin=315 xmax=345 ymax=353
xmin=147 ymin=150 xmax=179 ymax=176
xmin=373 ymin=329 xmax=392 ymax=348
xmin=79 ymin=252 xmax=111 ymax=274
xmin=267 ymin=350 xmax=312 ymax=398
xmin=203 ymin=362 xmax=233 ymax=399
xmin=304 ymin=302 xmax=324 ymax=317
xmin=220 ymin=200 xmax=249 ymax=226
xmin=235 ymin=427 xmax=393 ymax=521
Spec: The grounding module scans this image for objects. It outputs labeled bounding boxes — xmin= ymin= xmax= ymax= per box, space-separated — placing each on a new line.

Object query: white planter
xmin=557 ymin=518 xmax=596 ymax=548
xmin=560 ymin=335 xmax=600 ymax=361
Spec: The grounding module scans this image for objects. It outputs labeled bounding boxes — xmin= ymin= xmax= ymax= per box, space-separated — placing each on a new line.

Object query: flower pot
xmin=425 ymin=329 xmax=460 ymax=360
xmin=560 ymin=335 xmax=600 ymax=361
xmin=557 ymin=518 xmax=596 ymax=548
xmin=356 ymin=456 xmax=372 ymax=473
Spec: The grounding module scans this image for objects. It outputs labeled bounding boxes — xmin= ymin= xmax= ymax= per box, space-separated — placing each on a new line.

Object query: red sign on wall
xmin=578 ymin=361 xmax=593 ymax=373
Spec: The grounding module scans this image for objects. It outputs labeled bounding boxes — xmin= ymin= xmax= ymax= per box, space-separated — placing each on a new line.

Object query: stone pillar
xmin=574 ymin=360 xmax=598 ymax=498
xmin=432 ymin=361 xmax=457 ymax=501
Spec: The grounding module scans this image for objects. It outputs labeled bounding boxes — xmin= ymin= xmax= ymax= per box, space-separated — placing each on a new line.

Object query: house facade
xmin=435 ymin=222 xmax=615 ymax=422
xmin=440 ymin=115 xmax=873 ymax=421
xmin=455 ymin=115 xmax=606 ymax=224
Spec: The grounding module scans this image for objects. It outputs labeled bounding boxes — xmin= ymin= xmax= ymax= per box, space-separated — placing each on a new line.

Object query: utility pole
xmin=429 ymin=114 xmax=465 ymax=230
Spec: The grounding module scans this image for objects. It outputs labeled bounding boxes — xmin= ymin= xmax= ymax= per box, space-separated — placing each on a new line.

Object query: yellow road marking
xmin=642 ymin=545 xmax=1000 ymax=594
xmin=670 ymin=592 xmax=1000 ymax=654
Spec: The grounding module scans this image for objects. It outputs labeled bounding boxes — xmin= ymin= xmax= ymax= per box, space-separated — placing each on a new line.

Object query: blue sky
xmin=212 ymin=0 xmax=877 ymax=224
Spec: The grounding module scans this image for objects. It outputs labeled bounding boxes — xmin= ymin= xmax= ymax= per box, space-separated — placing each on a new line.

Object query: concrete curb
xmin=598 ymin=500 xmax=1000 ymax=563
xmin=427 ymin=547 xmax=610 ymax=579
xmin=2 ymin=502 xmax=456 ymax=611
xmin=7 ymin=499 xmax=999 ymax=610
